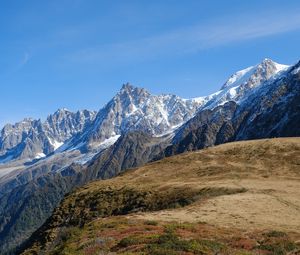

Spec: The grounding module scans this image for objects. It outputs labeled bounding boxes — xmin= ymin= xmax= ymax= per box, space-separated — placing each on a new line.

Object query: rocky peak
xmin=119 ymin=83 xmax=138 ymax=95
xmin=48 ymin=108 xmax=72 ymax=121
xmin=0 ymin=108 xmax=96 ymax=161
xmin=56 ymin=107 xmax=71 ymax=113
xmin=256 ymin=58 xmax=287 ymax=78
xmin=121 ymin=82 xmax=134 ymax=90
xmin=260 ymin=57 xmax=275 ymax=65
xmin=117 ymin=83 xmax=150 ymax=104
xmin=247 ymin=58 xmax=288 ymax=87
xmin=221 ymin=58 xmax=289 ymax=91
xmin=1 ymin=119 xmax=41 ymax=140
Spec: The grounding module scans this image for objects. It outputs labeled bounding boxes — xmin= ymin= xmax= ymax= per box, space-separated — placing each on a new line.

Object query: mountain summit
xmin=198 ymin=58 xmax=290 ymax=110
xmin=221 ymin=58 xmax=289 ymax=90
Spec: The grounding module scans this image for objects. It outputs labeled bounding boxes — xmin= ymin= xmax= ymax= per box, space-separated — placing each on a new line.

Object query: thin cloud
xmin=13 ymin=51 xmax=31 ymax=72
xmin=67 ymin=9 xmax=300 ymax=65
xmin=4 ymin=51 xmax=31 ymax=76
xmin=19 ymin=51 xmax=31 ymax=68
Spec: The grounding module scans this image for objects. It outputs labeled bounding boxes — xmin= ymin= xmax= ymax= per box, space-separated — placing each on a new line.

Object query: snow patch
xmin=274 ymin=62 xmax=289 ymax=73
xmin=228 ymin=86 xmax=238 ymax=98
xmin=74 ymin=135 xmax=121 ymax=165
xmin=49 ymin=138 xmax=64 ymax=151
xmin=98 ymin=135 xmax=121 ymax=149
xmin=292 ymin=66 xmax=300 ymax=75
xmin=222 ymin=66 xmax=255 ymax=89
xmin=35 ymin=153 xmax=46 ymax=159
xmin=154 ymin=122 xmax=184 ymax=137
xmin=126 ymin=104 xmax=138 ymax=116
xmin=190 ymin=96 xmax=207 ymax=104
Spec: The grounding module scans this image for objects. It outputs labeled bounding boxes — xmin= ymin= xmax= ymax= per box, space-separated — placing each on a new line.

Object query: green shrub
xmin=263 ymin=230 xmax=287 ymax=238
xmin=144 ymin=220 xmax=158 ymax=226
xmin=145 ymin=231 xmax=224 ymax=255
xmin=118 ymin=236 xmax=141 ymax=247
xmin=258 ymin=240 xmax=299 ymax=255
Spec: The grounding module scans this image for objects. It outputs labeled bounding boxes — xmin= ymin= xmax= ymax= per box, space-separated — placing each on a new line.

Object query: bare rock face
xmin=44 ymin=109 xmax=97 ymax=143
xmin=0 ymin=119 xmax=38 ymax=155
xmin=0 ymin=109 xmax=96 ymax=162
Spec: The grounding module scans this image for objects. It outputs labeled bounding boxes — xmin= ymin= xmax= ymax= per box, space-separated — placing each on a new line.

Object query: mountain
xmin=60 ymin=83 xmax=203 ymax=152
xmin=1 ymin=58 xmax=299 ymax=254
xmin=19 ymin=138 xmax=300 ymax=255
xmin=198 ymin=58 xmax=289 ymax=110
xmin=166 ymin=59 xmax=300 ymax=155
xmin=0 ymin=109 xmax=96 ymax=162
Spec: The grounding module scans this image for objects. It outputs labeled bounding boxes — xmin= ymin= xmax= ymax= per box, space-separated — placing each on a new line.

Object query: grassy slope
xmin=22 ymin=138 xmax=300 ymax=255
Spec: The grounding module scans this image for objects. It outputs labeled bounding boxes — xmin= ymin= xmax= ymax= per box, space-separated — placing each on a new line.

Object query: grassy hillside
xmin=21 ymin=138 xmax=300 ymax=254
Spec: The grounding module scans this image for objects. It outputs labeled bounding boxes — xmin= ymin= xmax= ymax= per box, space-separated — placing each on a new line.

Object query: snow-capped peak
xmin=117 ymin=83 xmax=150 ymax=99
xmin=199 ymin=58 xmax=290 ymax=110
xmin=259 ymin=58 xmax=289 ymax=74
xmin=121 ymin=82 xmax=135 ymax=91
xmin=55 ymin=107 xmax=71 ymax=113
xmin=221 ymin=58 xmax=289 ymax=90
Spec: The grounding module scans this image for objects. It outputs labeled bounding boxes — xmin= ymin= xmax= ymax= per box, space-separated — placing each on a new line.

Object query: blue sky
xmin=1 ymin=0 xmax=300 ymax=127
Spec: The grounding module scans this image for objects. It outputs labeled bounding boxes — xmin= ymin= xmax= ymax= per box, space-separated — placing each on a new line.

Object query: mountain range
xmin=0 ymin=58 xmax=299 ymax=254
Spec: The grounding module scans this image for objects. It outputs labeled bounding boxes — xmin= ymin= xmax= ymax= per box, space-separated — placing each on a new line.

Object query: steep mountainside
xmin=20 ymin=138 xmax=300 ymax=255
